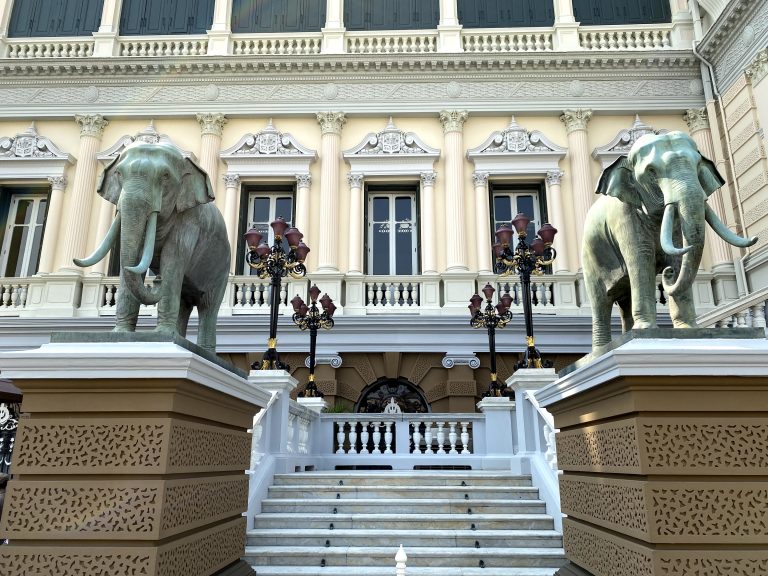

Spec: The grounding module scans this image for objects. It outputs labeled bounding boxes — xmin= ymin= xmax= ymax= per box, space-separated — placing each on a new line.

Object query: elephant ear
xmin=177 ymin=156 xmax=215 ymax=212
xmin=96 ymin=155 xmax=122 ymax=205
xmin=698 ymin=154 xmax=725 ymax=197
xmin=595 ymin=155 xmax=643 ymax=209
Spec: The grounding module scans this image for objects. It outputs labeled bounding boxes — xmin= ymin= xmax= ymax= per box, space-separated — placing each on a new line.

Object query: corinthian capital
xmin=75 ymin=114 xmax=109 ymax=139
xmin=196 ymin=113 xmax=227 ymax=137
xmin=472 ymin=171 xmax=489 ymax=187
xmin=48 ymin=175 xmax=67 ymax=191
xmin=296 ymin=173 xmax=312 ymax=187
xmin=683 ymin=108 xmax=709 ymax=134
xmin=420 ymin=171 xmax=437 ymax=187
xmin=223 ymin=173 xmax=240 ymax=188
xmin=347 ymin=172 xmax=363 ymax=188
xmin=439 ymin=110 xmax=468 ymax=134
xmin=559 ymin=109 xmax=592 ymax=134
xmin=317 ymin=112 xmax=346 ymax=135
xmin=545 ymin=170 xmax=564 ymax=186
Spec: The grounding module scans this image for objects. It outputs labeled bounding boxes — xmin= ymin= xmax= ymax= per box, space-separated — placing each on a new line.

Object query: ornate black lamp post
xmin=291 ymin=285 xmax=336 ymax=398
xmin=493 ymin=212 xmax=558 ymax=370
xmin=244 ymin=217 xmax=309 ymax=370
xmin=469 ymin=283 xmax=513 ymax=397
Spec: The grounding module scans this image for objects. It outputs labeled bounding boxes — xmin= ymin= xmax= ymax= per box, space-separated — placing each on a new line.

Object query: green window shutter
xmin=9 ymin=0 xmax=103 ymax=37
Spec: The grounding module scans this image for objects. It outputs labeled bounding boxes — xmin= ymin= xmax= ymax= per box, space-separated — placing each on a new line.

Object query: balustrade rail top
xmin=696 ymin=286 xmax=768 ymax=327
xmin=321 ymin=413 xmax=483 ymax=421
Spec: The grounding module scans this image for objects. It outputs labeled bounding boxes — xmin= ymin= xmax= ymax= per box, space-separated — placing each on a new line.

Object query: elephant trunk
xmin=120 ymin=198 xmax=161 ymax=306
xmin=661 ymin=182 xmax=706 ymax=297
xmin=73 ymin=212 xmax=122 ymax=267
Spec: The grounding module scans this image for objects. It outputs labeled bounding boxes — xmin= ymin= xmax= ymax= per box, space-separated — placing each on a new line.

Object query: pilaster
xmin=295 ymin=173 xmax=312 ymax=240
xmin=0 ymin=0 xmax=13 ymax=56
xmin=316 ymin=112 xmax=346 ymax=273
xmin=196 ymin=113 xmax=227 ymax=210
xmin=472 ymin=171 xmax=492 ymax=274
xmin=552 ymin=0 xmax=579 ymax=50
xmin=560 ymin=109 xmax=593 ymax=268
xmin=668 ymin=0 xmax=694 ymax=48
xmin=420 ymin=171 xmax=438 ymax=275
xmin=437 ymin=0 xmax=462 ymax=52
xmin=223 ymin=172 xmax=241 ymax=273
xmin=321 ymin=0 xmax=346 ymax=54
xmin=207 ymin=0 xmax=233 ymax=55
xmin=440 ymin=110 xmax=469 ymax=273
xmin=347 ymin=172 xmax=364 ymax=275
xmin=92 ymin=0 xmax=123 ymax=57
xmin=545 ymin=169 xmax=571 ymax=273
xmin=36 ymin=176 xmax=67 ymax=275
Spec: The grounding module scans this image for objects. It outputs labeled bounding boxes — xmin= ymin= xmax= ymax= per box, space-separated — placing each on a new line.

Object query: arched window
xmin=355 ymin=377 xmax=430 ymax=413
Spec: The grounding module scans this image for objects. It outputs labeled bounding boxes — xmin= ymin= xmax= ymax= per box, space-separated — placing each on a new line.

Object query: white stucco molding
xmin=591 ymin=115 xmax=668 ymax=168
xmin=466 ymin=117 xmax=566 ymax=175
xmin=220 ymin=118 xmax=317 ymax=178
xmin=97 ymin=120 xmax=197 ymax=164
xmin=343 ymin=117 xmax=440 ymax=176
xmin=0 ymin=123 xmax=74 ymax=180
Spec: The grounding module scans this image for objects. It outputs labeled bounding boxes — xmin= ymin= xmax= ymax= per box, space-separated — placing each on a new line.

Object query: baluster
xmin=448 ymin=422 xmax=458 ymax=454
xmin=384 ymin=421 xmax=393 ymax=454
xmin=9 ymin=285 xmax=18 ymax=308
xmin=336 ymin=421 xmax=346 ymax=454
xmin=18 ymin=285 xmax=28 ymax=308
xmin=375 ymin=283 xmax=384 ymax=306
xmin=360 ymin=421 xmax=370 ymax=454
xmin=348 ymin=422 xmax=358 ymax=454
xmin=436 ymin=422 xmax=446 ymax=454
xmin=423 ymin=422 xmax=433 ymax=454
xmin=412 ymin=283 xmax=419 ymax=306
xmin=736 ymin=310 xmax=748 ymax=328
xmin=460 ymin=422 xmax=470 ymax=454
xmin=750 ymin=303 xmax=766 ymax=329
xmin=366 ymin=283 xmax=374 ymax=306
xmin=372 ymin=421 xmax=382 ymax=454
xmin=287 ymin=413 xmax=296 ymax=453
xmin=2 ymin=286 xmax=9 ymax=308
xmin=411 ymin=423 xmax=421 ymax=454
xmin=388 ymin=283 xmax=397 ymax=307
xmin=537 ymin=283 xmax=547 ymax=306
xmin=244 ymin=283 xmax=253 ymax=307
xmin=280 ymin=284 xmax=287 ymax=306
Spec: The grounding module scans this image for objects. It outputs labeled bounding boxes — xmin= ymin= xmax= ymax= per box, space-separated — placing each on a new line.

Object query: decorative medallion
xmin=446 ymin=81 xmax=462 ymax=98
xmin=84 ymin=86 xmax=100 ymax=103
xmin=345 ymin=117 xmax=438 ymax=156
xmin=323 ymin=83 xmax=339 ymax=100
xmin=205 ymin=83 xmax=220 ymax=101
xmin=569 ymin=79 xmax=585 ymax=97
xmin=222 ymin=119 xmax=315 ymax=156
xmin=472 ymin=117 xmax=563 ymax=154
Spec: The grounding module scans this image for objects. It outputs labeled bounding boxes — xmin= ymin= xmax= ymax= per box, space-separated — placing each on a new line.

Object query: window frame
xmin=0 ymin=189 xmax=50 ymax=278
xmin=364 ymin=183 xmax=420 ymax=276
xmin=489 ymin=181 xmax=548 ymax=249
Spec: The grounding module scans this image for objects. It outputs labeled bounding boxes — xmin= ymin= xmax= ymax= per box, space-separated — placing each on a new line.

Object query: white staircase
xmin=245 ymin=470 xmax=566 ymax=575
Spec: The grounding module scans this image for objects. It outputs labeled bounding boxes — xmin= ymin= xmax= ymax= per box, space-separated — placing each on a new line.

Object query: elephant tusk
xmin=705 ymin=204 xmax=758 ymax=248
xmin=73 ymin=212 xmax=122 ymax=267
xmin=125 ymin=211 xmax=158 ymax=275
xmin=660 ymin=203 xmax=693 ymax=257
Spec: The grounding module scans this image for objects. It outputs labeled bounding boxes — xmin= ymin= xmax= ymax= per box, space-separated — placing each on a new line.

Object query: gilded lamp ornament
xmin=469 ymin=283 xmax=513 ymax=397
xmin=291 ymin=285 xmax=336 ymax=398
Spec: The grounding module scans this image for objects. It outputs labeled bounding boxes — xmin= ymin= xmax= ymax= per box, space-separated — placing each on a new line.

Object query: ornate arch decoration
xmin=592 ymin=115 xmax=668 ymax=168
xmin=219 ymin=118 xmax=316 ymax=178
xmin=97 ymin=120 xmax=197 ymax=164
xmin=354 ymin=376 xmax=431 ymax=414
xmin=466 ymin=116 xmax=566 ymax=174
xmin=0 ymin=123 xmax=74 ymax=180
xmin=344 ymin=117 xmax=440 ymax=176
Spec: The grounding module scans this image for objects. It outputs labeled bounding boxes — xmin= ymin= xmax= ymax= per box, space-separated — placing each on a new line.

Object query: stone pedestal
xmin=536 ymin=333 xmax=768 ymax=576
xmin=477 ymin=397 xmax=515 ymax=462
xmin=0 ymin=340 xmax=270 ymax=576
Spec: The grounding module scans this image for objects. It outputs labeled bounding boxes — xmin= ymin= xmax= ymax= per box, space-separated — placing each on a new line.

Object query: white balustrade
xmin=233 ymin=34 xmax=322 ymax=55
xmin=462 ymin=30 xmax=553 ymax=52
xmin=408 ymin=417 xmax=474 ymax=455
xmin=231 ymin=276 xmax=289 ymax=312
xmin=365 ymin=278 xmax=421 ymax=310
xmin=97 ymin=278 xmax=157 ymax=315
xmin=346 ymin=31 xmax=437 ymax=54
xmin=119 ymin=37 xmax=208 ymax=57
xmin=0 ymin=282 xmax=28 ymax=312
xmin=5 ymin=39 xmax=94 ymax=58
xmin=697 ymin=286 xmax=768 ymax=331
xmin=579 ymin=25 xmax=672 ymax=50
xmin=494 ymin=279 xmax=556 ymax=309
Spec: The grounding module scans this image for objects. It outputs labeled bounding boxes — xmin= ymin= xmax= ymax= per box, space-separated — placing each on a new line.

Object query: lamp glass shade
xmin=319 ymin=293 xmax=333 ymax=310
xmin=482 ymin=283 xmax=496 ymax=301
xmin=244 ymin=228 xmax=263 ymax=248
xmin=255 ymin=242 xmax=271 ymax=258
xmin=308 ymin=284 xmax=321 ymax=303
xmin=469 ymin=293 xmax=483 ymax=310
xmin=495 ymin=225 xmax=513 ymax=245
xmin=295 ymin=242 xmax=310 ymax=261
xmin=299 ymin=304 xmax=309 ymax=316
xmin=531 ymin=238 xmax=545 ymax=256
xmin=512 ymin=213 xmax=531 ymax=235
xmin=284 ymin=227 xmax=303 ymax=247
xmin=290 ymin=295 xmax=305 ymax=313
xmin=496 ymin=302 xmax=507 ymax=315
xmin=500 ymin=292 xmax=513 ymax=309
xmin=537 ymin=223 xmax=558 ymax=244
xmin=468 ymin=303 xmax=478 ymax=315
xmin=326 ymin=302 xmax=337 ymax=317
xmin=492 ymin=242 xmax=503 ymax=258
xmin=270 ymin=217 xmax=289 ymax=238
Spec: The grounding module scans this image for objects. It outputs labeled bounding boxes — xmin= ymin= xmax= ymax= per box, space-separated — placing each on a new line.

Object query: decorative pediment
xmin=0 ymin=123 xmax=74 ymax=179
xmin=467 ymin=117 xmax=566 ymax=175
xmin=98 ymin=121 xmax=196 ymax=164
xmin=220 ymin=119 xmax=316 ymax=178
xmin=592 ymin=116 xmax=668 ymax=168
xmin=343 ymin=118 xmax=439 ymax=176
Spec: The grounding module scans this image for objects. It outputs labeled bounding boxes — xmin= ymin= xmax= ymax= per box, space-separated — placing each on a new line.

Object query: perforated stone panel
xmin=556 ymin=419 xmax=641 ymax=473
xmin=563 ymin=518 xmax=654 ymax=576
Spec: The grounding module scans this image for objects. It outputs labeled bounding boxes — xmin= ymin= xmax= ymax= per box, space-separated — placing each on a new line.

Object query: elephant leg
xmin=617 ymin=297 xmax=634 ymax=333
xmin=585 ymin=274 xmax=614 ymax=348
xmin=115 ymin=273 xmax=141 ymax=332
xmin=628 ymin=257 xmax=658 ymax=330
xmin=669 ymin=286 xmax=698 ymax=328
xmin=155 ymin=270 xmax=183 ymax=336
xmin=176 ymin=298 xmax=193 ymax=337
xmin=196 ymin=278 xmax=228 ymax=352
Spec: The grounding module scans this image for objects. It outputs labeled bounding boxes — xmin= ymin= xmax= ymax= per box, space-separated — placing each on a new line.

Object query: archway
xmin=354 ymin=377 xmax=430 ymax=413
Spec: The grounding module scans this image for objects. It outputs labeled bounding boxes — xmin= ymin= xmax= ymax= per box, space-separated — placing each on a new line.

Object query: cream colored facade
xmin=0 ymin=0 xmax=765 ymax=405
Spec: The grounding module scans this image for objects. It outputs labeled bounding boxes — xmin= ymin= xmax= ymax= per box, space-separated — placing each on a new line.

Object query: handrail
xmin=252 ymin=390 xmax=279 ymax=430
xmin=696 ymin=286 xmax=768 ymax=327
xmin=524 ymin=390 xmax=555 ymax=430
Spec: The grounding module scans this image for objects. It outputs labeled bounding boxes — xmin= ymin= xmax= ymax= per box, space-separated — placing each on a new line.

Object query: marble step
xmin=260 ymin=498 xmax=547 ymax=515
xmin=272 ymin=472 xmax=532 ymax=487
xmin=252 ymin=512 xmax=555 ymax=531
xmin=244 ymin=545 xmax=567 ymax=569
xmin=267 ymin=485 xmax=540 ymax=500
xmin=247 ymin=528 xmax=563 ymax=548
xmin=251 ymin=567 xmax=561 ymax=576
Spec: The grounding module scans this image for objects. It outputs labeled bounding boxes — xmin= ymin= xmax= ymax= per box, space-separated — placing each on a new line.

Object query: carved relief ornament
xmin=439 ymin=110 xmax=468 ymax=133
xmin=420 ymin=171 xmax=437 ymax=186
xmin=196 ymin=113 xmax=227 ymax=137
xmin=0 ymin=123 xmax=74 ymax=180
xmin=560 ymin=109 xmax=593 ymax=134
xmin=97 ymin=121 xmax=197 ymax=163
xmin=683 ymin=108 xmax=710 ymax=133
xmin=592 ymin=115 xmax=668 ymax=168
xmin=75 ymin=114 xmax=109 ymax=139
xmin=746 ymin=48 xmax=768 ymax=84
xmin=316 ymin=112 xmax=347 ymax=135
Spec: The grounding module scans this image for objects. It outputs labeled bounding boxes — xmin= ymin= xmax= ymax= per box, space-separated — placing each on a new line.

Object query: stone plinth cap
xmin=0 ymin=342 xmax=270 ymax=408
xmin=477 ymin=396 xmax=515 ymax=412
xmin=297 ymin=396 xmax=329 ymax=413
xmin=248 ymin=369 xmax=298 ymax=394
xmin=505 ymin=368 xmax=557 ymax=391
xmin=536 ymin=337 xmax=768 ymax=408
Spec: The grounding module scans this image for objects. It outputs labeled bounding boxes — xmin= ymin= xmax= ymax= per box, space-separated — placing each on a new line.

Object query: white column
xmin=90 ymin=199 xmax=116 ymax=276
xmin=92 ymin=0 xmax=124 ymax=57
xmin=60 ymin=114 xmax=109 ymax=272
xmin=440 ymin=110 xmax=469 ymax=272
xmin=207 ymin=0 xmax=233 ymax=55
xmin=196 ymin=113 xmax=227 ymax=210
xmin=321 ymin=0 xmax=346 ymax=54
xmin=544 ymin=170 xmax=571 ymax=273
xmin=316 ymin=112 xmax=346 ymax=272
xmin=684 ymin=107 xmax=731 ymax=269
xmin=37 ymin=176 xmax=68 ymax=274
xmin=437 ymin=0 xmax=462 ymax=52
xmin=552 ymin=0 xmax=579 ymax=50
xmin=472 ymin=171 xmax=492 ymax=274
xmin=669 ymin=0 xmax=694 ymax=48
xmin=223 ymin=173 xmax=241 ymax=274
xmin=554 ymin=0 xmax=575 ymax=22
xmin=420 ymin=171 xmax=438 ymax=275
xmin=559 ymin=109 xmax=593 ymax=270
xmin=347 ymin=172 xmax=364 ymax=275
xmin=295 ymin=173 xmax=312 ymax=237
xmin=0 ymin=0 xmax=13 ymax=54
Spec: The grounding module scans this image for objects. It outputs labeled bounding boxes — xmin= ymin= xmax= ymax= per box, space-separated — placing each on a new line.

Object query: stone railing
xmin=118 ymin=35 xmax=208 ymax=56
xmin=578 ymin=24 xmax=672 ymax=50
xmin=462 ymin=29 xmax=554 ymax=52
xmin=233 ymin=33 xmax=322 ymax=56
xmin=97 ymin=279 xmax=158 ymax=316
xmin=0 ymin=279 xmax=30 ymax=315
xmin=3 ymin=37 xmax=94 ymax=58
xmin=346 ymin=30 xmax=438 ymax=54
xmin=696 ymin=286 xmax=768 ymax=330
